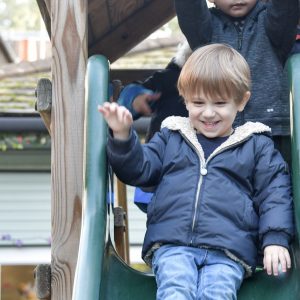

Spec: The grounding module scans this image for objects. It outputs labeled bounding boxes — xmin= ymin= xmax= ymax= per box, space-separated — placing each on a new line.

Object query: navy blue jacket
xmin=107 ymin=118 xmax=294 ymax=274
xmin=175 ymin=0 xmax=299 ymax=135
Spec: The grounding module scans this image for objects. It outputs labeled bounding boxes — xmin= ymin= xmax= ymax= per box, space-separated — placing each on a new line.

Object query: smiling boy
xmin=98 ymin=44 xmax=294 ymax=300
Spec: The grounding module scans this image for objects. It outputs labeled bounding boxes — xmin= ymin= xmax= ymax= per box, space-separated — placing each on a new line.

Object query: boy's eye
xmin=194 ymin=101 xmax=204 ymax=106
xmin=215 ymin=101 xmax=227 ymax=106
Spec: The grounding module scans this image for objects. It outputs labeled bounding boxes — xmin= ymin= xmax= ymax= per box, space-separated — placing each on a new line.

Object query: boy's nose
xmin=202 ymin=106 xmax=216 ymax=118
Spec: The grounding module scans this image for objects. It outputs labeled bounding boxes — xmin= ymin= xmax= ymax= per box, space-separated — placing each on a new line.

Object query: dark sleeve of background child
xmin=174 ymin=0 xmax=212 ymax=50
xmin=265 ymin=0 xmax=300 ymax=62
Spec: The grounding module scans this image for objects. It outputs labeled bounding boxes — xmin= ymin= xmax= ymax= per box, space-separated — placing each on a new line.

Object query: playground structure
xmin=15 ymin=1 xmax=300 ymax=299
xmin=31 ymin=1 xmax=175 ymax=299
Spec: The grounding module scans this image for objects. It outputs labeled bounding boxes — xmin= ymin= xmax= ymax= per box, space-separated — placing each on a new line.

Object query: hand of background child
xmin=132 ymin=92 xmax=161 ymax=116
xmin=98 ymin=102 xmax=133 ymax=140
xmin=263 ymin=245 xmax=291 ymax=276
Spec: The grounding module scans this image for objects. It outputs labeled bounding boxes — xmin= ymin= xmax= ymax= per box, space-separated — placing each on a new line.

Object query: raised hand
xmin=98 ymin=102 xmax=133 ymax=140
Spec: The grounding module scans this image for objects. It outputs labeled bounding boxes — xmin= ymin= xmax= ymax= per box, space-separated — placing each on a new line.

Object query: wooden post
xmin=35 ymin=78 xmax=52 ymax=135
xmin=115 ymin=180 xmax=130 ymax=264
xmin=51 ymin=1 xmax=87 ymax=299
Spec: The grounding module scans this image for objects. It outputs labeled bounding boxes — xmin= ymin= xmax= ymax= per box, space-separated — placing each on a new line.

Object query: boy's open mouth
xmin=202 ymin=121 xmax=220 ymax=128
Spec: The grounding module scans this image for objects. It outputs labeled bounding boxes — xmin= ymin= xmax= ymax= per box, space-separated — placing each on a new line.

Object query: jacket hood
xmin=161 ymin=116 xmax=271 ymax=160
xmin=173 ymin=40 xmax=193 ymax=68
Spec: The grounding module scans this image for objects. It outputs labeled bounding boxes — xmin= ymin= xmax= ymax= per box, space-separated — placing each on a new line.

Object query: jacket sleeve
xmin=117 ymin=84 xmax=154 ymax=120
xmin=107 ymin=128 xmax=169 ymax=187
xmin=265 ymin=0 xmax=299 ymax=62
xmin=252 ymin=135 xmax=294 ymax=250
xmin=174 ymin=0 xmax=212 ymax=50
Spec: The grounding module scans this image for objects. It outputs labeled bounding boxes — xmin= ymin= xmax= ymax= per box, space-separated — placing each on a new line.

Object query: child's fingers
xmin=276 ymin=248 xmax=291 ymax=274
xmin=271 ymin=253 xmax=279 ymax=276
xmin=109 ymin=101 xmax=118 ymax=114
xmin=98 ymin=102 xmax=111 ymax=114
xmin=278 ymin=251 xmax=287 ymax=273
xmin=98 ymin=102 xmax=119 ymax=116
xmin=125 ymin=110 xmax=133 ymax=124
xmin=117 ymin=105 xmax=132 ymax=125
xmin=263 ymin=252 xmax=272 ymax=275
xmin=285 ymin=250 xmax=291 ymax=268
xmin=97 ymin=104 xmax=108 ymax=117
xmin=281 ymin=248 xmax=291 ymax=270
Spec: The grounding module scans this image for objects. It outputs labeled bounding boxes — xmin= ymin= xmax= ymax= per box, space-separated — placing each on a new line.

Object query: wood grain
xmin=89 ymin=0 xmax=175 ymax=62
xmin=107 ymin=0 xmax=144 ymax=26
xmin=88 ymin=0 xmax=110 ymax=45
xmin=51 ymin=1 xmax=87 ymax=299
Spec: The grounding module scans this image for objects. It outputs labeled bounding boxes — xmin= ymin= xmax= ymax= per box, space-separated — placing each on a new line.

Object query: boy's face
xmin=185 ymin=92 xmax=250 ymax=138
xmin=208 ymin=0 xmax=257 ymax=18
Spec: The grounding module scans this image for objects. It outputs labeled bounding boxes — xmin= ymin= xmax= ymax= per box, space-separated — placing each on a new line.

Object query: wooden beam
xmin=51 ymin=1 xmax=87 ymax=299
xmin=88 ymin=0 xmax=175 ymax=62
xmin=111 ymin=68 xmax=158 ymax=85
xmin=0 ymin=61 xmax=158 ymax=83
xmin=36 ymin=0 xmax=51 ymax=38
xmin=0 ymin=58 xmax=51 ymax=80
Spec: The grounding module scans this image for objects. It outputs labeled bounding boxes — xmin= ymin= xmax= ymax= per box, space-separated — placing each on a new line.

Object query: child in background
xmin=99 ymin=44 xmax=294 ymax=300
xmin=174 ymin=0 xmax=299 ymax=137
xmin=118 ymin=40 xmax=191 ymax=142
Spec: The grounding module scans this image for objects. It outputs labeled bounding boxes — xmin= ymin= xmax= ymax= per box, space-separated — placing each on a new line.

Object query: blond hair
xmin=178 ymin=43 xmax=251 ymax=103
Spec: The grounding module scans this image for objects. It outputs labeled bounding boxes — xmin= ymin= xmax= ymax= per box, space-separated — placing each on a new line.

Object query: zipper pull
xmin=200 ymin=168 xmax=208 ymax=176
xmin=200 ymin=162 xmax=207 ymax=175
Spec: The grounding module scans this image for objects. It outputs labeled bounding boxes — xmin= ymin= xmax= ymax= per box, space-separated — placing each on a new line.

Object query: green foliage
xmin=0 ymin=133 xmax=51 ymax=151
xmin=167 ymin=17 xmax=181 ymax=34
xmin=0 ymin=0 xmax=41 ymax=31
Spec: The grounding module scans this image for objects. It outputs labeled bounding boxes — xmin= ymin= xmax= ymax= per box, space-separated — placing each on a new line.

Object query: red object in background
xmin=19 ymin=39 xmax=28 ymax=61
xmin=2 ymin=281 xmax=12 ymax=289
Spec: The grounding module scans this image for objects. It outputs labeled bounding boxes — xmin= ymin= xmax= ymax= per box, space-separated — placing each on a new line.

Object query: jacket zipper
xmin=233 ymin=21 xmax=245 ymax=50
xmin=238 ymin=31 xmax=243 ymax=50
xmin=181 ymin=132 xmax=251 ymax=244
xmin=179 ymin=131 xmax=205 ymax=244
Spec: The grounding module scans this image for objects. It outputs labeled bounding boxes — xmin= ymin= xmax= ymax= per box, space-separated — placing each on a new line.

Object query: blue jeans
xmin=152 ymin=245 xmax=245 ymax=300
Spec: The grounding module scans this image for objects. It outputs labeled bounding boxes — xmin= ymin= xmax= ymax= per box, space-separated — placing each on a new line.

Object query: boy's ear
xmin=238 ymin=91 xmax=251 ymax=112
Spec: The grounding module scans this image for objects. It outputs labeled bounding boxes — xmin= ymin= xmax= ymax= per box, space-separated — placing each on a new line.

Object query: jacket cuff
xmin=262 ymin=231 xmax=290 ymax=250
xmin=117 ymin=84 xmax=154 ymax=120
xmin=107 ymin=127 xmax=136 ymax=154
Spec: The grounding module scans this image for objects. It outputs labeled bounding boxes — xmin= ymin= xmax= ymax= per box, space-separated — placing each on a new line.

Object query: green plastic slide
xmin=72 ymin=54 xmax=300 ymax=300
